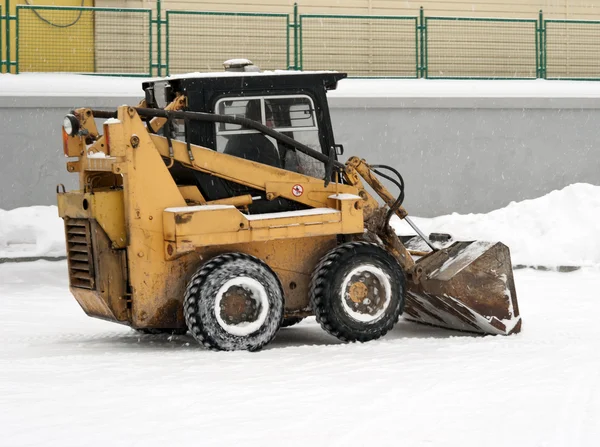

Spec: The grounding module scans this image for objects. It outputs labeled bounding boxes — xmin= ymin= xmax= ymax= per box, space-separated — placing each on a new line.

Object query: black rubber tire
xmin=310 ymin=242 xmax=405 ymax=343
xmin=184 ymin=253 xmax=284 ymax=351
xmin=280 ymin=317 xmax=305 ymax=328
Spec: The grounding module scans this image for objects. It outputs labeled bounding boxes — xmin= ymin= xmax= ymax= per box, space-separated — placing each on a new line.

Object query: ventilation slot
xmin=66 ymin=219 xmax=95 ymax=289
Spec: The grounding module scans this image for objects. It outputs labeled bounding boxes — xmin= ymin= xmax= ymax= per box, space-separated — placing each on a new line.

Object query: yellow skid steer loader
xmin=57 ymin=64 xmax=521 ymax=350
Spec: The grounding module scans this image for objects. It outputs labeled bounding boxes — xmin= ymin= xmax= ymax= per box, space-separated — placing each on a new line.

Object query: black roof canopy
xmin=142 ymin=71 xmax=347 ymax=110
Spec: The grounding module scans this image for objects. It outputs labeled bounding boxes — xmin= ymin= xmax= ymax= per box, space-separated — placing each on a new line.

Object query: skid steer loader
xmin=57 ymin=62 xmax=521 ymax=351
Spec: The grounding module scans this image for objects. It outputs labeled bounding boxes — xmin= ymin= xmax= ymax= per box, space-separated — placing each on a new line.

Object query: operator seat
xmin=223 ymin=101 xmax=282 ymax=168
xmin=224 ymin=133 xmax=282 ymax=168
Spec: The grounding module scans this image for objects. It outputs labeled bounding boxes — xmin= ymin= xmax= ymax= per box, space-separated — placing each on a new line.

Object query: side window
xmin=214 ymin=95 xmax=325 ymax=177
xmin=215 ymin=98 xmax=263 ymax=151
xmin=216 ymin=98 xmax=261 ymax=133
xmin=265 ymin=97 xmax=324 ymax=178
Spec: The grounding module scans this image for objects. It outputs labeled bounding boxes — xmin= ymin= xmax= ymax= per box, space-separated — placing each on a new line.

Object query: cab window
xmin=215 ymin=95 xmax=325 ymax=178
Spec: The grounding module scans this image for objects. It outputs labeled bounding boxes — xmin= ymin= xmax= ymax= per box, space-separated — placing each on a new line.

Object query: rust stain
xmin=175 ymin=213 xmax=193 ymax=225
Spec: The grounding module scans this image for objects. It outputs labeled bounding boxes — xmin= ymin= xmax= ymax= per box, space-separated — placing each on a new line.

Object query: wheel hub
xmin=344 ymin=270 xmax=387 ymax=317
xmin=219 ymin=285 xmax=260 ymax=325
xmin=348 ymin=282 xmax=369 ymax=303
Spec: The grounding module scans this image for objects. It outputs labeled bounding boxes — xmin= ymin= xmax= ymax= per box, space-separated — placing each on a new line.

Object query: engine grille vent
xmin=65 ymin=219 xmax=95 ymax=289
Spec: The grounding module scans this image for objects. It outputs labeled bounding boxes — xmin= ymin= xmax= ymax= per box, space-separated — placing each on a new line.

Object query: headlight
xmin=63 ymin=114 xmax=80 ymax=137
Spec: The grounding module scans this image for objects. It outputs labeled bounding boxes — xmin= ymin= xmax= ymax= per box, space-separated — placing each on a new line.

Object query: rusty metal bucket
xmin=403 ymin=241 xmax=522 ymax=335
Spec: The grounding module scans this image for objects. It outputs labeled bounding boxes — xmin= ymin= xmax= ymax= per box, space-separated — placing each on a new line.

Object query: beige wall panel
xmin=98 ymin=0 xmax=600 ymax=19
xmin=94 ymin=1 xmax=600 ymax=78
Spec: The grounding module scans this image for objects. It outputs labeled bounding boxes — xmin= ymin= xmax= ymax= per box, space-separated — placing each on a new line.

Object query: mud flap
xmin=404 ymin=241 xmax=522 ymax=335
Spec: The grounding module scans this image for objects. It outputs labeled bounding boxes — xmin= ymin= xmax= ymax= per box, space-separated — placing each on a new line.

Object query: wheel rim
xmin=214 ymin=277 xmax=270 ymax=336
xmin=340 ymin=264 xmax=392 ymax=323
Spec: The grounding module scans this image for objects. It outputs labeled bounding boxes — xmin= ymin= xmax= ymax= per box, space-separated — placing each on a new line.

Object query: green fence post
xmin=14 ymin=3 xmax=18 ymax=74
xmin=423 ymin=10 xmax=428 ymax=78
xmin=418 ymin=6 xmax=425 ymax=78
xmin=535 ymin=10 xmax=539 ymax=78
xmin=1 ymin=4 xmax=3 ymax=73
xmin=165 ymin=10 xmax=169 ymax=76
xmin=537 ymin=10 xmax=545 ymax=78
xmin=293 ymin=2 xmax=298 ymax=70
xmin=157 ymin=0 xmax=161 ymax=76
xmin=539 ymin=10 xmax=546 ymax=79
xmin=149 ymin=9 xmax=153 ymax=77
xmin=5 ymin=0 xmax=10 ymax=73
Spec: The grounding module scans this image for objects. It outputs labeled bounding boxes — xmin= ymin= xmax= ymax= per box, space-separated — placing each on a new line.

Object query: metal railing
xmin=165 ymin=10 xmax=289 ymax=75
xmin=2 ymin=3 xmax=600 ymax=79
xmin=299 ymin=14 xmax=418 ymax=78
xmin=424 ymin=16 xmax=539 ymax=79
xmin=15 ymin=5 xmax=152 ymax=76
xmin=545 ymin=18 xmax=600 ymax=80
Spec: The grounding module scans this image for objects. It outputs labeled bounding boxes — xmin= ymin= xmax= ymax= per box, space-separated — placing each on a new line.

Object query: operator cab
xmin=142 ymin=62 xmax=347 ymax=213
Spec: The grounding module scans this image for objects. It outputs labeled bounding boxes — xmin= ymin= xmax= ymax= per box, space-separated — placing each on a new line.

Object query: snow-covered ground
xmin=1 ymin=183 xmax=599 ymax=445
xmin=0 ymin=260 xmax=599 ymax=446
xmin=2 ymin=71 xmax=599 ymax=445
xmin=2 ymin=183 xmax=599 ymax=269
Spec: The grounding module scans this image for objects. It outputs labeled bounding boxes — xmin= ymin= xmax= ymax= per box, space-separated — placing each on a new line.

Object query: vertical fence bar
xmin=535 ymin=11 xmax=540 ymax=78
xmin=1 ymin=4 xmax=3 ymax=72
xmin=540 ymin=10 xmax=546 ymax=79
xmin=157 ymin=0 xmax=161 ymax=76
xmin=421 ymin=17 xmax=429 ymax=78
xmin=293 ymin=2 xmax=298 ymax=70
xmin=149 ymin=9 xmax=153 ymax=77
xmin=418 ymin=6 xmax=424 ymax=78
xmin=5 ymin=0 xmax=10 ymax=73
xmin=299 ymin=13 xmax=303 ymax=70
xmin=165 ymin=10 xmax=169 ymax=76
xmin=286 ymin=13 xmax=289 ymax=69
xmin=14 ymin=3 xmax=17 ymax=73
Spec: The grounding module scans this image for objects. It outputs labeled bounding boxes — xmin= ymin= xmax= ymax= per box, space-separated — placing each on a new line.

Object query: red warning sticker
xmin=292 ymin=184 xmax=304 ymax=197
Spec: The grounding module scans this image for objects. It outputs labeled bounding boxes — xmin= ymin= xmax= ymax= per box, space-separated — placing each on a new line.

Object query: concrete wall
xmin=329 ymin=99 xmax=600 ymax=216
xmin=1 ymin=93 xmax=599 ymax=217
xmin=0 ymin=95 xmax=135 ymax=210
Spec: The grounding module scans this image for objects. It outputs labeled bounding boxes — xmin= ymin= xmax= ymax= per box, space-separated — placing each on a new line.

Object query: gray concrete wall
xmin=0 ymin=96 xmax=136 ymax=211
xmin=1 ymin=94 xmax=599 ymax=216
xmin=330 ymin=99 xmax=600 ymax=216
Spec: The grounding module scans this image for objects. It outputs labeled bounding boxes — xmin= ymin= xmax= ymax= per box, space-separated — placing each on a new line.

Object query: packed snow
xmin=2 ymin=183 xmax=598 ymax=269
xmin=0 ymin=260 xmax=599 ymax=446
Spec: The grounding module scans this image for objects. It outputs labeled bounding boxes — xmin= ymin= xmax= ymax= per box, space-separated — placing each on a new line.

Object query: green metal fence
xmin=4 ymin=4 xmax=600 ymax=79
xmin=545 ymin=19 xmax=600 ymax=80
xmin=299 ymin=14 xmax=418 ymax=78
xmin=424 ymin=16 xmax=539 ymax=79
xmin=15 ymin=5 xmax=152 ymax=76
xmin=1 ymin=5 xmax=3 ymax=72
xmin=165 ymin=10 xmax=289 ymax=75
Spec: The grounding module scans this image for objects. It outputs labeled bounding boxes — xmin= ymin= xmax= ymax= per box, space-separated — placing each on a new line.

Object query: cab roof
xmin=142 ymin=70 xmax=347 ymax=94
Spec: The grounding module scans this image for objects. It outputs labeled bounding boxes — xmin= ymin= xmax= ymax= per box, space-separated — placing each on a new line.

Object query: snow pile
xmin=392 ymin=183 xmax=600 ymax=268
xmin=1 ymin=183 xmax=598 ymax=267
xmin=0 ymin=206 xmax=65 ymax=260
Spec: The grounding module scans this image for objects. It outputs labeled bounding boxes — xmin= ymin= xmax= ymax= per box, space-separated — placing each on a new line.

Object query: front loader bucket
xmin=404 ymin=241 xmax=521 ymax=335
